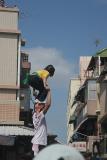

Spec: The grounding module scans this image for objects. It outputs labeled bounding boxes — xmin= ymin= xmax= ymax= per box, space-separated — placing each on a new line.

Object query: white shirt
xmin=31 ymin=111 xmax=47 ymax=146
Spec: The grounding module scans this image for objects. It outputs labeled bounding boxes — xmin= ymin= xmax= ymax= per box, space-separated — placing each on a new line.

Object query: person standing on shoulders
xmin=28 ymin=64 xmax=55 ymax=101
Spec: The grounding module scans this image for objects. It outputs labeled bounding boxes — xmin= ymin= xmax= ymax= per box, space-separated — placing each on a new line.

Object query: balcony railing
xmin=75 ymin=100 xmax=97 ymax=128
xmin=85 ymin=65 xmax=107 ymax=79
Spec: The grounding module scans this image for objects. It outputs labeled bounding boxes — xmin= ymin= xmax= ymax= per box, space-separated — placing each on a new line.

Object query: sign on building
xmin=69 ymin=141 xmax=87 ymax=152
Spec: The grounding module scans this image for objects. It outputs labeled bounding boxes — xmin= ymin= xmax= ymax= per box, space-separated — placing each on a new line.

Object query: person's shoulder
xmin=42 ymin=69 xmax=49 ymax=74
xmin=40 ymin=70 xmax=49 ymax=78
xmin=37 ymin=70 xmax=49 ymax=75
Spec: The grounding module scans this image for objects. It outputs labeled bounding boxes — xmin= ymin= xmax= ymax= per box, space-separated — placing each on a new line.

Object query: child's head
xmin=44 ymin=65 xmax=55 ymax=77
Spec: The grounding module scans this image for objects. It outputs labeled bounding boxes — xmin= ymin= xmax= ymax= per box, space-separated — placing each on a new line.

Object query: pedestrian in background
xmin=83 ymin=152 xmax=92 ymax=160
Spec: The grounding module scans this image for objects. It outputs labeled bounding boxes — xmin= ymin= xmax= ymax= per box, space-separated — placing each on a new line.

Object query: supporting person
xmin=31 ymin=89 xmax=51 ymax=157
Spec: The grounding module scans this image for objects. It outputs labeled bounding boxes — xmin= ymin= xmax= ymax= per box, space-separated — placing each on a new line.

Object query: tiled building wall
xmin=0 ymin=103 xmax=20 ymax=123
xmin=0 ymin=89 xmax=16 ymax=100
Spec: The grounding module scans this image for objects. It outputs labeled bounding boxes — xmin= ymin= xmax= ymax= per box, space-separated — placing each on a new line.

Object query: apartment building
xmin=0 ymin=5 xmax=32 ymax=123
xmin=86 ymin=48 xmax=107 ymax=158
xmin=0 ymin=4 xmax=33 ymax=160
xmin=0 ymin=3 xmax=59 ymax=160
xmin=0 ymin=6 xmax=21 ymax=124
xmin=67 ymin=49 xmax=107 ymax=158
xmin=67 ymin=56 xmax=95 ymax=153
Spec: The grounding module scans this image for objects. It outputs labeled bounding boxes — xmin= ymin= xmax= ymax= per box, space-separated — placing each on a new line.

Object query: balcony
xmin=85 ymin=54 xmax=107 ymax=79
xmin=76 ymin=100 xmax=97 ymax=127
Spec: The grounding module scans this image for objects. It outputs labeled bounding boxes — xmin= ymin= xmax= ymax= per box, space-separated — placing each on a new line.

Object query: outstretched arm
xmin=43 ymin=90 xmax=51 ymax=114
xmin=43 ymin=78 xmax=50 ymax=90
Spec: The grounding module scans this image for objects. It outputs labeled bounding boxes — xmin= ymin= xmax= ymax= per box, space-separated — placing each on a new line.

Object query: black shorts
xmin=28 ymin=74 xmax=44 ymax=90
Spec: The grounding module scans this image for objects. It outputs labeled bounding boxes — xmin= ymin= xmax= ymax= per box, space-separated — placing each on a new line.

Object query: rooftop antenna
xmin=95 ymin=39 xmax=101 ymax=47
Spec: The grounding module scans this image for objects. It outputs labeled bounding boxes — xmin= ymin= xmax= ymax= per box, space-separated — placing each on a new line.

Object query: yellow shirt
xmin=36 ymin=70 xmax=49 ymax=79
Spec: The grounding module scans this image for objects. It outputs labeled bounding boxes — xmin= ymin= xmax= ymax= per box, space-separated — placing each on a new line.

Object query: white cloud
xmin=26 ymin=47 xmax=78 ymax=88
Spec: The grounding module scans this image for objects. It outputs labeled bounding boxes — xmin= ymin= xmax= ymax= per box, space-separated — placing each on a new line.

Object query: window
xmin=88 ymin=80 xmax=96 ymax=100
xmin=23 ymin=55 xmax=28 ymax=62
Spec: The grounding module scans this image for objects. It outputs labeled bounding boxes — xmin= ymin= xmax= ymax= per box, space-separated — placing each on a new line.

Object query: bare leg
xmin=32 ymin=144 xmax=39 ymax=157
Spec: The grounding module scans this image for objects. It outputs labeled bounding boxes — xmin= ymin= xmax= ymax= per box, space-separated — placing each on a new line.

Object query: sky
xmin=6 ymin=0 xmax=107 ymax=143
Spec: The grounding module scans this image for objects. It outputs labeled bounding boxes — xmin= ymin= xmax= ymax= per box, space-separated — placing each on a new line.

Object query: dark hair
xmin=83 ymin=152 xmax=91 ymax=158
xmin=44 ymin=64 xmax=55 ymax=77
xmin=58 ymin=158 xmax=64 ymax=160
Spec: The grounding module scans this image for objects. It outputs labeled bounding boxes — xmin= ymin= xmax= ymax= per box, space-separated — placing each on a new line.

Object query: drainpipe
xmin=96 ymin=83 xmax=100 ymax=114
xmin=96 ymin=82 xmax=101 ymax=136
xmin=96 ymin=82 xmax=101 ymax=157
xmin=96 ymin=56 xmax=101 ymax=135
xmin=98 ymin=56 xmax=101 ymax=76
xmin=17 ymin=35 xmax=21 ymax=101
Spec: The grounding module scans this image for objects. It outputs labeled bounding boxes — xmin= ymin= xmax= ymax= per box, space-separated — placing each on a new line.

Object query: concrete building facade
xmin=67 ymin=56 xmax=95 ymax=153
xmin=0 ymin=6 xmax=22 ymax=124
xmin=67 ymin=78 xmax=80 ymax=143
xmin=0 ymin=4 xmax=59 ymax=160
xmin=67 ymin=50 xmax=107 ymax=158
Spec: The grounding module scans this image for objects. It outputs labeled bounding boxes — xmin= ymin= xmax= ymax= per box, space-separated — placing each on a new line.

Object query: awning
xmin=87 ymin=56 xmax=95 ymax=71
xmin=74 ymin=117 xmax=88 ymax=133
xmin=77 ymin=85 xmax=85 ymax=95
xmin=0 ymin=126 xmax=34 ymax=136
xmin=0 ymin=126 xmax=34 ymax=146
xmin=74 ymin=116 xmax=97 ymax=134
xmin=71 ymin=85 xmax=86 ymax=108
xmin=0 ymin=135 xmax=15 ymax=146
xmin=70 ymin=118 xmax=89 ymax=142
